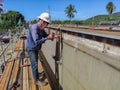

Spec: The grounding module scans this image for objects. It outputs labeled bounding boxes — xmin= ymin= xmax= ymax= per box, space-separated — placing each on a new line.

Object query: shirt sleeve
xmin=31 ymin=28 xmax=46 ymax=46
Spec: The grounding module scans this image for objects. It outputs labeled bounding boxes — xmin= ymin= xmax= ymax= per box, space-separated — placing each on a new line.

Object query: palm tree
xmin=65 ymin=4 xmax=77 ymax=23
xmin=106 ymin=2 xmax=116 ymax=19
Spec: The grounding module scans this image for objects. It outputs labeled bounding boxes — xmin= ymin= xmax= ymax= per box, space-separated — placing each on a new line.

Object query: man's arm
xmin=31 ymin=29 xmax=46 ymax=46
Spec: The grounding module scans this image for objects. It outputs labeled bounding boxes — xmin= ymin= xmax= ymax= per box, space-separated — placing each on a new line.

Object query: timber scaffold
xmin=0 ymin=33 xmax=58 ymax=90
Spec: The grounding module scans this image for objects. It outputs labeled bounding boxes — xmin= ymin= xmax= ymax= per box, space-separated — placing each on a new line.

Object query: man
xmin=26 ymin=12 xmax=59 ymax=86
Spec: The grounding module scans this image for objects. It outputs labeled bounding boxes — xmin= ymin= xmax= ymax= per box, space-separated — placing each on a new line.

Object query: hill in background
xmin=84 ymin=12 xmax=120 ymax=25
xmin=51 ymin=12 xmax=120 ymax=25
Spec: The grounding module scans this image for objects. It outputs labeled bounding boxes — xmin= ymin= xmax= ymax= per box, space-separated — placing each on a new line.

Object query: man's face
xmin=40 ymin=20 xmax=49 ymax=30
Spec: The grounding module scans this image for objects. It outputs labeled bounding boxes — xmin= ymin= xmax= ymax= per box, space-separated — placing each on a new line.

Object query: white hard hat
xmin=38 ymin=12 xmax=50 ymax=23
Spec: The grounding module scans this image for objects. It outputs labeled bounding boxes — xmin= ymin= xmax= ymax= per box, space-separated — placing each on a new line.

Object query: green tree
xmin=65 ymin=4 xmax=77 ymax=23
xmin=0 ymin=10 xmax=25 ymax=32
xmin=106 ymin=2 xmax=116 ymax=19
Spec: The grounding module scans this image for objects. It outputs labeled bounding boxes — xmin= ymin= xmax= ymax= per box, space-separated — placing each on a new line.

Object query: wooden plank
xmin=10 ymin=59 xmax=20 ymax=90
xmin=4 ymin=60 xmax=15 ymax=90
xmin=8 ymin=60 xmax=18 ymax=89
xmin=0 ymin=62 xmax=11 ymax=87
xmin=0 ymin=60 xmax=14 ymax=89
xmin=25 ymin=59 xmax=30 ymax=90
xmin=14 ymin=39 xmax=23 ymax=51
xmin=23 ymin=60 xmax=27 ymax=90
xmin=14 ymin=40 xmax=21 ymax=51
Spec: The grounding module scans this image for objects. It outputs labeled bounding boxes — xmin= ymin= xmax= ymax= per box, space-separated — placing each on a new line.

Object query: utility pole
xmin=48 ymin=5 xmax=51 ymax=20
xmin=48 ymin=6 xmax=51 ymax=34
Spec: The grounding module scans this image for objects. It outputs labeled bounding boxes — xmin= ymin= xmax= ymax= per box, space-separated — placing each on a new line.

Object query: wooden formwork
xmin=0 ymin=37 xmax=51 ymax=90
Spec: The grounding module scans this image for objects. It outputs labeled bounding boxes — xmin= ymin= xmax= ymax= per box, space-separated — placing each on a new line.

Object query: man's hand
xmin=46 ymin=33 xmax=60 ymax=40
xmin=46 ymin=33 xmax=53 ymax=40
xmin=54 ymin=34 xmax=60 ymax=38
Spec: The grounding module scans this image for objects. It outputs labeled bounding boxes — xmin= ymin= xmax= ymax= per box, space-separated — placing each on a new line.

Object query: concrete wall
xmin=59 ymin=40 xmax=120 ymax=90
xmin=42 ymin=32 xmax=120 ymax=90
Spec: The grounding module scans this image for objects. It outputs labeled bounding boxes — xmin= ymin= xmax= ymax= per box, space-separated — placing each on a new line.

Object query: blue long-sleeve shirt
xmin=25 ymin=24 xmax=48 ymax=51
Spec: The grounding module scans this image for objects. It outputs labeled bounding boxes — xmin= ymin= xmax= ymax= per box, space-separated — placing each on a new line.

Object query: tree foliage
xmin=106 ymin=2 xmax=116 ymax=19
xmin=65 ymin=4 xmax=77 ymax=23
xmin=0 ymin=10 xmax=25 ymax=32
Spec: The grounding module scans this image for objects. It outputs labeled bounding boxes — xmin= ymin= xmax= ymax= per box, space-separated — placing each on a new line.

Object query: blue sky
xmin=3 ymin=0 xmax=120 ymax=21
